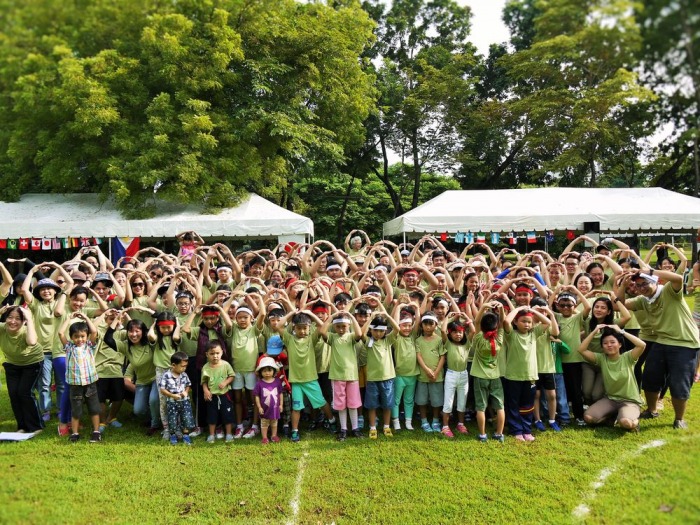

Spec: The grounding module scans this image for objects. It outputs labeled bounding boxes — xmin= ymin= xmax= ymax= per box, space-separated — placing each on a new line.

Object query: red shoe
xmin=57 ymin=424 xmax=70 ymax=437
xmin=456 ymin=423 xmax=469 ymax=435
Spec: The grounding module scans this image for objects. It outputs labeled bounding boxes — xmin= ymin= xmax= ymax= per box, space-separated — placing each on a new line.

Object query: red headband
xmin=403 ymin=269 xmax=419 ymax=277
xmin=202 ymin=310 xmax=220 ymax=317
xmin=515 ymin=286 xmax=534 ymax=295
xmin=449 ymin=325 xmax=465 ymax=332
xmin=157 ymin=320 xmax=176 ymax=326
xmin=312 ymin=305 xmax=329 ymax=313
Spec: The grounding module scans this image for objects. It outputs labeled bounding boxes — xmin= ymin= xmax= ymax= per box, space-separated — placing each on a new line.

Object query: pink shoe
xmin=271 ymin=436 xmax=280 ymax=443
xmin=441 ymin=427 xmax=454 ymax=438
xmin=523 ymin=433 xmax=535 ymax=442
xmin=233 ymin=426 xmax=243 ymax=439
xmin=243 ymin=427 xmax=259 ymax=439
xmin=514 ymin=434 xmax=526 ymax=442
xmin=261 ymin=438 xmax=270 ymax=444
xmin=456 ymin=423 xmax=469 ymax=434
xmin=57 ymin=424 xmax=69 ymax=437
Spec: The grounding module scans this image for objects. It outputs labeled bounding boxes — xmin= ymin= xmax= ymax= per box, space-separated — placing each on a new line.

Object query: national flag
xmin=0 ymin=240 xmax=6 ymax=249
xmin=62 ymin=238 xmax=70 ymax=249
xmin=80 ymin=237 xmax=91 ymax=247
xmin=526 ymin=232 xmax=537 ymax=244
xmin=440 ymin=232 xmax=448 ymax=242
xmin=8 ymin=239 xmax=17 ymax=250
xmin=476 ymin=233 xmax=486 ymax=244
xmin=508 ymin=232 xmax=517 ymax=245
xmin=52 ymin=238 xmax=62 ymax=250
xmin=19 ymin=238 xmax=29 ymax=250
xmin=31 ymin=238 xmax=41 ymax=251
xmin=454 ymin=232 xmax=465 ymax=244
xmin=41 ymin=238 xmax=52 ymax=250
xmin=464 ymin=232 xmax=473 ymax=244
xmin=490 ymin=232 xmax=500 ymax=244
xmin=545 ymin=231 xmax=555 ymax=243
xmin=111 ymin=237 xmax=141 ymax=265
xmin=92 ymin=237 xmax=102 ymax=245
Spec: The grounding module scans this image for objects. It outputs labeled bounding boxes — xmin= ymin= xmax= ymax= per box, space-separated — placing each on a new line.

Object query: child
xmin=148 ymin=311 xmax=181 ymax=441
xmin=275 ymin=310 xmax=336 ymax=442
xmin=528 ymin=299 xmax=561 ymax=432
xmin=201 ymin=341 xmax=235 ymax=443
xmin=360 ymin=313 xmax=396 ymax=439
xmin=319 ymin=311 xmax=363 ymax=441
xmin=502 ymin=305 xmax=552 ymax=442
xmin=257 ymin=335 xmax=292 ymax=437
xmin=58 ymin=312 xmax=101 ymax=443
xmin=159 ymin=351 xmax=196 ymax=445
xmin=470 ymin=302 xmax=506 ymax=442
xmin=415 ymin=313 xmax=446 ymax=433
xmin=177 ymin=230 xmax=204 ymax=260
xmin=440 ymin=313 xmax=475 ymax=438
xmin=253 ymin=357 xmax=284 ymax=443
xmin=389 ymin=308 xmax=419 ymax=431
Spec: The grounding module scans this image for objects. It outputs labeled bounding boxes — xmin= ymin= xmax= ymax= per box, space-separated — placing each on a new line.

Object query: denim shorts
xmin=642 ymin=343 xmax=699 ymax=400
xmin=364 ymin=379 xmax=395 ymax=410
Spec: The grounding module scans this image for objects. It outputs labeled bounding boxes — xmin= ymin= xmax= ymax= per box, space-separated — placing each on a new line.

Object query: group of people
xmin=0 ymin=229 xmax=698 ymax=445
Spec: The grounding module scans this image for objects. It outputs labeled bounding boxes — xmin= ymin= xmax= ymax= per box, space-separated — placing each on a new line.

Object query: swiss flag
xmin=19 ymin=238 xmax=29 ymax=250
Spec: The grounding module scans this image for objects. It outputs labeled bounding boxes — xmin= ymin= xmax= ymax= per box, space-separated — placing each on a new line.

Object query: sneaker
xmin=421 ymin=422 xmax=433 ymax=433
xmin=170 ymin=434 xmax=178 ymax=445
xmin=673 ymin=420 xmax=688 ymax=430
xmin=351 ymin=429 xmax=364 ymax=438
xmin=357 ymin=415 xmax=364 ymax=429
xmin=206 ymin=435 xmax=216 ymax=443
xmin=98 ymin=424 xmax=107 ymax=434
xmin=523 ymin=433 xmax=535 ymax=442
xmin=478 ymin=434 xmax=488 ymax=443
xmin=640 ymin=410 xmax=659 ymax=419
xmin=337 ymin=430 xmax=347 ymax=442
xmin=441 ymin=427 xmax=454 ymax=438
xmin=656 ymin=399 xmax=665 ymax=410
xmin=383 ymin=427 xmax=393 ymax=438
xmin=514 ymin=434 xmax=526 ymax=442
xmin=69 ymin=433 xmax=80 ymax=443
xmin=576 ymin=418 xmax=587 ymax=427
xmin=456 ymin=423 xmax=469 ymax=435
xmin=323 ymin=419 xmax=338 ymax=434
xmin=549 ymin=421 xmax=563 ymax=432
xmin=233 ymin=426 xmax=244 ymax=439
xmin=108 ymin=420 xmax=123 ymax=428
xmin=57 ymin=425 xmax=69 ymax=437
xmin=162 ymin=430 xmax=171 ymax=441
xmin=182 ymin=435 xmax=192 ymax=445
xmin=282 ymin=425 xmax=290 ymax=438
xmin=369 ymin=428 xmax=378 ymax=440
xmin=492 ymin=433 xmax=505 ymax=443
xmin=216 ymin=430 xmax=225 ymax=439
xmin=404 ymin=420 xmax=414 ymax=431
xmin=271 ymin=436 xmax=280 ymax=443
xmin=392 ymin=418 xmax=401 ymax=431
xmin=431 ymin=422 xmax=441 ymax=432
xmin=291 ymin=430 xmax=300 ymax=442
xmin=261 ymin=437 xmax=270 ymax=444
xmin=225 ymin=434 xmax=234 ymax=443
xmin=189 ymin=427 xmax=202 ymax=438
xmin=307 ymin=419 xmax=320 ymax=431
xmin=243 ymin=427 xmax=258 ymax=439
xmin=533 ymin=420 xmax=546 ymax=431
xmin=89 ymin=431 xmax=102 ymax=443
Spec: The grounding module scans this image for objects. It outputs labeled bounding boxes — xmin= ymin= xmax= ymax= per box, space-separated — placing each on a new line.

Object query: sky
xmin=460 ymin=0 xmax=510 ymax=55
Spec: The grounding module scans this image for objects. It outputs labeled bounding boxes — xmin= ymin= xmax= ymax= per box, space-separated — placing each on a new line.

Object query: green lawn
xmin=0 ymin=381 xmax=698 ymax=524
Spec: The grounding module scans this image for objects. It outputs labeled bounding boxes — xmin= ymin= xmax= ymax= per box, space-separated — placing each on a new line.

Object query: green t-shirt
xmin=176 ymin=311 xmax=198 ymax=357
xmin=595 ymin=351 xmax=642 ymax=404
xmin=281 ymin=331 xmax=319 ymax=383
xmin=504 ymin=325 xmax=543 ymax=381
xmin=185 ymin=326 xmax=232 ymax=361
xmin=444 ymin=340 xmax=469 ymax=372
xmin=94 ymin=323 xmax=124 ymax=379
xmin=327 ymin=332 xmax=359 ymax=381
xmin=387 ymin=332 xmax=419 ymax=377
xmin=364 ymin=337 xmax=396 ymax=382
xmin=314 ymin=327 xmax=331 ymax=374
xmin=470 ymin=331 xmax=503 ymax=380
xmin=556 ymin=312 xmax=585 ymax=364
xmin=115 ymin=331 xmax=155 ymax=385
xmin=584 ymin=315 xmax=626 ymax=354
xmin=151 ymin=336 xmax=177 ymax=369
xmin=0 ymin=324 xmax=43 ymax=366
xmin=631 ymin=284 xmax=700 ymax=349
xmin=416 ymin=335 xmax=446 ymax=383
xmin=536 ymin=328 xmax=555 ymax=374
xmin=128 ymin=296 xmax=154 ymax=327
xmin=201 ymin=361 xmax=235 ymax=395
xmin=29 ymin=299 xmax=60 ymax=354
xmin=230 ymin=325 xmax=261 ymax=373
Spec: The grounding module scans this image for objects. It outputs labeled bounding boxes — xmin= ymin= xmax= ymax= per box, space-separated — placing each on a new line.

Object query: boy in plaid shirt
xmin=58 ymin=313 xmax=101 ymax=443
xmin=159 ymin=352 xmax=196 ymax=445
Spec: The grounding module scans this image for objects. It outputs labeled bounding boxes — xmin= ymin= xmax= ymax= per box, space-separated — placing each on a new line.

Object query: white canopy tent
xmin=0 ymin=193 xmax=314 ymax=243
xmin=383 ymin=187 xmax=700 ymax=237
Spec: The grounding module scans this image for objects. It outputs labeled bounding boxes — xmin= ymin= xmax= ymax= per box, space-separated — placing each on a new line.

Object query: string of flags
xmin=0 ymin=237 xmax=103 ymax=251
xmin=434 ymin=231 xmax=569 ymax=245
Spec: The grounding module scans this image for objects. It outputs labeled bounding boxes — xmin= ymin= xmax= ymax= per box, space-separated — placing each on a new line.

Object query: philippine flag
xmin=111 ymin=237 xmax=141 ymax=264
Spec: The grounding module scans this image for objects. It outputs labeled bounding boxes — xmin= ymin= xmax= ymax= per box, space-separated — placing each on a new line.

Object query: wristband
xmin=619 ymin=329 xmax=625 ymax=335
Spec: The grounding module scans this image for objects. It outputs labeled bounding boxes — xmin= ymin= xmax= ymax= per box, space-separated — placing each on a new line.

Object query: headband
xmin=157 ymin=320 xmax=176 ymax=326
xmin=236 ymin=307 xmax=253 ymax=317
xmin=556 ymin=293 xmax=577 ymax=305
xmin=369 ymin=324 xmax=389 ymax=331
xmin=515 ymin=286 xmax=534 ymax=295
xmin=332 ymin=318 xmax=350 ymax=325
xmin=312 ymin=305 xmax=329 ymax=313
xmin=399 ymin=317 xmax=414 ymax=325
xmin=326 ymin=264 xmax=342 ymax=271
xmin=403 ymin=269 xmax=419 ymax=277
xmin=635 ymin=273 xmax=659 ymax=284
xmin=202 ymin=309 xmax=220 ymax=317
xmin=449 ymin=324 xmax=465 ymax=332
xmin=421 ymin=314 xmax=438 ymax=323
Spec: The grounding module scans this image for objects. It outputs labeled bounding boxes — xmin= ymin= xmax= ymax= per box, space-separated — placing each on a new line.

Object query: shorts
xmin=536 ymin=373 xmax=556 ymax=391
xmin=641 ymin=343 xmax=699 ymax=400
xmin=585 ymin=397 xmax=641 ymax=423
xmin=69 ymin=383 xmax=101 ymax=420
xmin=205 ymin=393 xmax=235 ymax=426
xmin=232 ymin=371 xmax=257 ymax=390
xmin=415 ymin=381 xmax=444 ymax=408
xmin=291 ymin=380 xmax=327 ymax=411
xmin=364 ymin=379 xmax=395 ymax=410
xmin=358 ymin=366 xmax=367 ymax=388
xmin=473 ymin=377 xmax=505 ymax=412
xmin=97 ymin=377 xmax=125 ymax=403
xmin=332 ymin=380 xmax=362 ymax=411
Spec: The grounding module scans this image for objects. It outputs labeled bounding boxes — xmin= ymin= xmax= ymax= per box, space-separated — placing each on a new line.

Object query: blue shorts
xmin=642 ymin=343 xmax=699 ymax=400
xmin=292 ymin=380 xmax=327 ymax=411
xmin=364 ymin=379 xmax=395 ymax=410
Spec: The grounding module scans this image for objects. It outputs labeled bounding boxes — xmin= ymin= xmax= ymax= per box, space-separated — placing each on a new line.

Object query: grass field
xmin=0 ymin=380 xmax=698 ymax=525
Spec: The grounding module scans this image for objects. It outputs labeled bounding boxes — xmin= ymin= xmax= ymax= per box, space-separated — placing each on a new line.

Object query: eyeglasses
xmin=132 ymin=282 xmax=145 ymax=287
xmin=56 ymin=280 xmax=66 ymax=285
xmin=558 ymin=303 xmax=574 ymax=308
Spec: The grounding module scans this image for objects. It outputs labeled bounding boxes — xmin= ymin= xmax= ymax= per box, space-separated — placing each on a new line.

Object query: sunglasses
xmin=56 ymin=280 xmax=66 ymax=285
xmin=132 ymin=282 xmax=145 ymax=287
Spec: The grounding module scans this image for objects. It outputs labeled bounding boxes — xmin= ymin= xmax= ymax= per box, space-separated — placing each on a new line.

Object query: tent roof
xmin=383 ymin=187 xmax=700 ymax=236
xmin=0 ymin=193 xmax=313 ymax=239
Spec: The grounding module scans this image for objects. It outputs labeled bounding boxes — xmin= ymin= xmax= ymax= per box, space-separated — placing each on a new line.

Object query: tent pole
xmin=108 ymin=237 xmax=112 ymax=265
xmin=403 ymin=231 xmax=406 ymax=248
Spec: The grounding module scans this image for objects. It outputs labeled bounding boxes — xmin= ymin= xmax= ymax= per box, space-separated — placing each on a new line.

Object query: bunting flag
xmin=526 ymin=232 xmax=537 ymax=244
xmin=31 ymin=238 xmax=41 ymax=251
xmin=92 ymin=237 xmax=102 ymax=245
xmin=62 ymin=238 xmax=71 ymax=249
xmin=41 ymin=238 xmax=52 ymax=250
xmin=111 ymin=237 xmax=141 ymax=264
xmin=465 ymin=232 xmax=474 ymax=244
xmin=80 ymin=237 xmax=91 ymax=247
xmin=71 ymin=238 xmax=80 ymax=248
xmin=8 ymin=239 xmax=17 ymax=250
xmin=440 ymin=232 xmax=448 ymax=241
xmin=476 ymin=233 xmax=486 ymax=244
xmin=52 ymin=238 xmax=62 ymax=250
xmin=545 ymin=231 xmax=555 ymax=243
xmin=454 ymin=232 xmax=465 ymax=244
xmin=508 ymin=232 xmax=517 ymax=245
xmin=0 ymin=240 xmax=6 ymax=249
xmin=490 ymin=232 xmax=500 ymax=244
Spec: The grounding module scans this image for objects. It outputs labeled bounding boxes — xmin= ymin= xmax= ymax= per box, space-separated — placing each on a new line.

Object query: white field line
xmin=572 ymin=439 xmax=667 ymax=520
xmin=286 ymin=442 xmax=310 ymax=525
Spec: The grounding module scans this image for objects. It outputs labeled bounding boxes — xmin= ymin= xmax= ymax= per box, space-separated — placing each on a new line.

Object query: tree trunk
xmin=411 ymin=130 xmax=421 ymax=210
xmin=373 ymin=133 xmax=404 ymax=217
